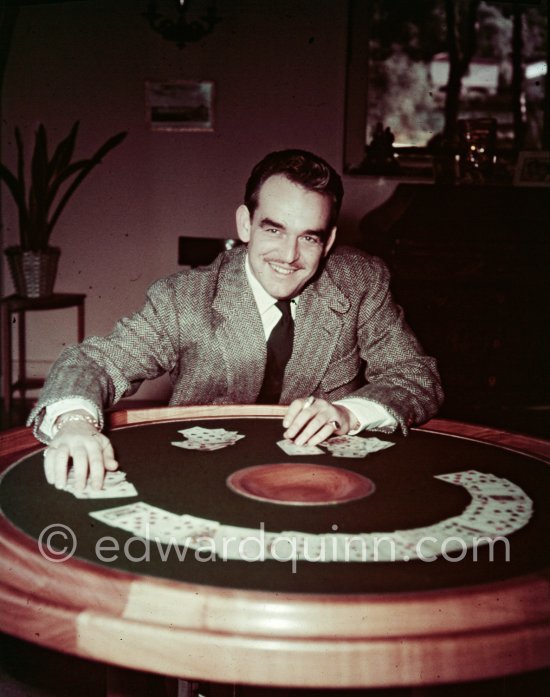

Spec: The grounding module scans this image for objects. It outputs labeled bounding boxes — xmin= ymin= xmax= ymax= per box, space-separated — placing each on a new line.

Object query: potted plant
xmin=1 ymin=122 xmax=127 ymax=297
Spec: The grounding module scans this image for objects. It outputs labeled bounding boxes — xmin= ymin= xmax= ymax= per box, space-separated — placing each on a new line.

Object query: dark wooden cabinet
xmin=359 ymin=184 xmax=550 ymax=426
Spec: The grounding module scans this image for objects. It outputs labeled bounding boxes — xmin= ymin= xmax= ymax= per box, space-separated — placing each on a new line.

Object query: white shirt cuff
xmin=334 ymin=398 xmax=398 ymax=434
xmin=42 ymin=399 xmax=101 ymax=439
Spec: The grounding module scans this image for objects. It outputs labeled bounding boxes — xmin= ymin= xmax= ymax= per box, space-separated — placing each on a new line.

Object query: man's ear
xmin=323 ymin=226 xmax=337 ymax=257
xmin=236 ymin=205 xmax=251 ymax=243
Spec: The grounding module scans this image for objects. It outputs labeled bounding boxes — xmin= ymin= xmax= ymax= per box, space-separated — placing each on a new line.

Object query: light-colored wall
xmin=1 ymin=0 xmax=397 ymax=401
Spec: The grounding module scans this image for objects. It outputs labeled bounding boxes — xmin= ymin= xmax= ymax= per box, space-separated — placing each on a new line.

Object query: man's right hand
xmin=43 ymin=418 xmax=118 ymax=492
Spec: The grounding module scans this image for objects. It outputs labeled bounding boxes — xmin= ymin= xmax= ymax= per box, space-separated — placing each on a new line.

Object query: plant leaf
xmin=14 ymin=127 xmax=29 ymax=248
xmin=48 ymin=121 xmax=79 ymax=180
xmin=0 ymin=162 xmax=24 ymax=206
xmin=47 ymin=158 xmax=89 ymax=208
xmin=48 ymin=131 xmax=127 ymax=236
xmin=29 ymin=124 xmax=50 ymax=249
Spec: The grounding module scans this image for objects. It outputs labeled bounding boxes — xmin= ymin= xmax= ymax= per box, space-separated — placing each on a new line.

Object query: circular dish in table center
xmin=226 ymin=462 xmax=375 ymax=505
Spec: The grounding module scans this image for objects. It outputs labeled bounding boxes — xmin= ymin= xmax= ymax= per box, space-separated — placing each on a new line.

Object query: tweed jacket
xmin=30 ymin=245 xmax=442 ymax=439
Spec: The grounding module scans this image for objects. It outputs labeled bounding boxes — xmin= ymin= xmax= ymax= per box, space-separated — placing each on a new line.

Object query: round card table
xmin=1 ymin=405 xmax=549 ymax=691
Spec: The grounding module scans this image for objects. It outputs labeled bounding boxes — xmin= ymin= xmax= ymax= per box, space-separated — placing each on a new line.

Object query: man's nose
xmin=279 ymin=236 xmax=299 ymax=263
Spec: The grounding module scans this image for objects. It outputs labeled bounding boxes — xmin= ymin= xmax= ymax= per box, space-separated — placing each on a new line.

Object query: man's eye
xmin=302 ymin=235 xmax=322 ymax=245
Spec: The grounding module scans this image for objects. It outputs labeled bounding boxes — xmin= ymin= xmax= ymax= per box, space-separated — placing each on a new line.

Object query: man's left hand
xmin=282 ymin=397 xmax=354 ymax=446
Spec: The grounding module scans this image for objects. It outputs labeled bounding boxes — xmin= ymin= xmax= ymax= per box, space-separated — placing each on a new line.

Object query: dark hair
xmin=244 ymin=149 xmax=344 ymax=235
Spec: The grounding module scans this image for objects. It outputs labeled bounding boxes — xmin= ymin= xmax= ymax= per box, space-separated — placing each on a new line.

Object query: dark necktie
xmin=257 ymin=300 xmax=294 ymax=404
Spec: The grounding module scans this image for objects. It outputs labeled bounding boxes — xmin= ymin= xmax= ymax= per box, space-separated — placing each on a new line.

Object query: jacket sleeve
xmin=27 ymin=276 xmax=182 ymax=442
xmin=348 ymin=258 xmax=443 ymax=433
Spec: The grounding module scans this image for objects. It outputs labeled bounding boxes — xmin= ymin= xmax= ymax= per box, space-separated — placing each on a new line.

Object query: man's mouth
xmin=267 ymin=261 xmax=300 ymax=276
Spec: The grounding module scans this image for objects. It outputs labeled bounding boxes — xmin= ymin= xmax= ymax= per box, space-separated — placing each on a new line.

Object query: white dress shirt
xmin=41 ymin=255 xmax=397 ymax=437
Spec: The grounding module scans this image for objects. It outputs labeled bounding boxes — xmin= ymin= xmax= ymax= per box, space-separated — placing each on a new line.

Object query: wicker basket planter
xmin=5 ymin=246 xmax=60 ymax=298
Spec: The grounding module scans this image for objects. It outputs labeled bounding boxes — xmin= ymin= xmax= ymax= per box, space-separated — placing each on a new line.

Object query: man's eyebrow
xmin=260 ymin=217 xmax=325 ymax=238
xmin=260 ymin=217 xmax=285 ymax=229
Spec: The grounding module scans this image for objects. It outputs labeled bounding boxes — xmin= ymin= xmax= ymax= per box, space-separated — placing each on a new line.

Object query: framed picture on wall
xmin=146 ymin=80 xmax=215 ymax=132
xmin=514 ymin=151 xmax=550 ymax=187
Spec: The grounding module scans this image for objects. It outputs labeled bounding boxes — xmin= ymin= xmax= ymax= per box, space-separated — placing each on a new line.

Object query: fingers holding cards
xmin=63 ymin=469 xmax=138 ymax=499
xmin=282 ymin=398 xmax=351 ymax=446
xmin=44 ymin=428 xmax=119 ymax=492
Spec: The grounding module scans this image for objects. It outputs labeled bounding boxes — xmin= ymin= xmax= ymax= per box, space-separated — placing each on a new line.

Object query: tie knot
xmin=275 ymin=299 xmax=293 ymax=319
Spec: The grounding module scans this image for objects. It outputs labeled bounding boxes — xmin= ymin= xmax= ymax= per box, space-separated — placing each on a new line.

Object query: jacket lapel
xmin=212 ymin=249 xmax=267 ymax=402
xmin=281 ymin=270 xmax=350 ymax=401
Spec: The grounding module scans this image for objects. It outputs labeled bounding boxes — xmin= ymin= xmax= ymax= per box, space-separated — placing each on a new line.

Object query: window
xmin=344 ymin=0 xmax=548 ymax=179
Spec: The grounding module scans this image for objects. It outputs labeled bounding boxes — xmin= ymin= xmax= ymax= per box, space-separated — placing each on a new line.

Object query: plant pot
xmin=5 ymin=246 xmax=60 ymax=298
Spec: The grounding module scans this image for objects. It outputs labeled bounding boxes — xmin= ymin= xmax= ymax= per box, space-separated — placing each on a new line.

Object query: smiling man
xmin=31 ymin=149 xmax=443 ymax=490
xmin=236 ymin=172 xmax=336 ymax=300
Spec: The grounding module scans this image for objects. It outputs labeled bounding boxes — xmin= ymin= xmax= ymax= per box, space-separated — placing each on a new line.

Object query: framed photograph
xmin=146 ymin=80 xmax=215 ymax=132
xmin=514 ymin=151 xmax=550 ymax=187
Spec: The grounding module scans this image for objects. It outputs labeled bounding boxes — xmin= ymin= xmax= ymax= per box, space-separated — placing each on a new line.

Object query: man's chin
xmin=265 ymin=277 xmax=305 ymax=299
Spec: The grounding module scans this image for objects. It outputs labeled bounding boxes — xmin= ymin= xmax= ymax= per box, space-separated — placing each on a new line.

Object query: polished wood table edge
xmin=1 ymin=407 xmax=550 ymax=686
xmin=0 ymin=424 xmax=40 ymax=460
xmin=1 ymin=578 xmax=550 ymax=688
xmin=107 ymin=403 xmax=288 ymax=428
xmin=418 ymin=418 xmax=550 ymax=461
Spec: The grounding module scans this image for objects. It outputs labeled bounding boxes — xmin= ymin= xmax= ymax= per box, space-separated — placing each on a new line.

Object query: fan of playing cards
xmin=277 ymin=434 xmax=395 ymax=458
xmin=172 ymin=426 xmax=245 ymax=451
xmin=87 ymin=469 xmax=533 ymax=563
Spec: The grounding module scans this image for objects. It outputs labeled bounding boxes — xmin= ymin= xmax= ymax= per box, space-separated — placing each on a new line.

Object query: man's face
xmin=236 ymin=174 xmax=336 ymax=299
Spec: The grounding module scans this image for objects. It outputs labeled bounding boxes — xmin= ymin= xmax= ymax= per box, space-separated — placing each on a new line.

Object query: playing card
xmin=172 ymin=440 xmax=230 ymax=451
xmin=323 ymin=435 xmax=394 ymax=458
xmin=370 ymin=531 xmax=415 ymax=562
xmin=178 ymin=426 xmax=227 ymax=439
xmin=325 ymin=445 xmax=370 ymax=458
xmin=322 ymin=434 xmax=359 ymax=447
xmin=177 ymin=427 xmax=244 ymax=444
xmin=436 ymin=471 xmax=531 ymax=501
xmin=275 ymin=531 xmax=326 ymax=561
xmin=469 ymin=479 xmax=527 ymax=498
xmin=324 ymin=441 xmax=371 ymax=458
xmin=458 ymin=497 xmax=532 ymax=535
xmin=362 ymin=437 xmax=395 ymax=453
xmin=328 ymin=532 xmax=377 ymax=562
xmin=276 ymin=440 xmax=324 ymax=455
xmin=70 ymin=480 xmax=138 ymax=499
xmin=214 ymin=524 xmax=280 ymax=561
xmin=173 ymin=426 xmax=244 ymax=451
xmin=89 ymin=502 xmax=152 ymax=531
xmin=138 ymin=507 xmax=192 ymax=545
xmin=177 ymin=513 xmax=220 ymax=548
xmin=64 ymin=470 xmax=138 ymax=499
xmin=402 ymin=519 xmax=484 ymax=557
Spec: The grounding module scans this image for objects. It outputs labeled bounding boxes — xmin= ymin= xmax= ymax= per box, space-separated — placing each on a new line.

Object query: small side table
xmin=1 ymin=293 xmax=86 ymax=419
